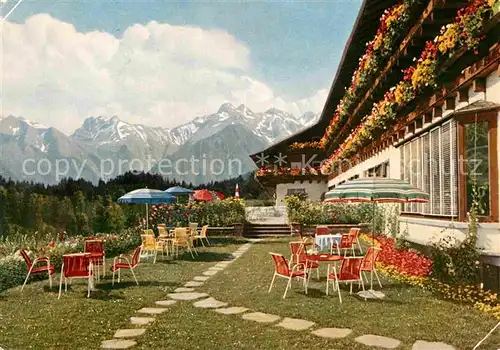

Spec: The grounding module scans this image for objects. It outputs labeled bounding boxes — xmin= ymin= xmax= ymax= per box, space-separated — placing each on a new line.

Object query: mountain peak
xmin=217 ymin=102 xmax=236 ymax=113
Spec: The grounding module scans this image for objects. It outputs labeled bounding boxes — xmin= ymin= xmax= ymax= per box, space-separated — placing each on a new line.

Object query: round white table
xmin=315 ymin=234 xmax=341 ymax=252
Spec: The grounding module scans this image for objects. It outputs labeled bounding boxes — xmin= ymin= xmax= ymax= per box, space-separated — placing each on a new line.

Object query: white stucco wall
xmin=328 ymin=146 xmax=400 ymax=188
xmin=486 ymin=72 xmax=500 ymax=224
xmin=275 ymin=181 xmax=328 ymax=206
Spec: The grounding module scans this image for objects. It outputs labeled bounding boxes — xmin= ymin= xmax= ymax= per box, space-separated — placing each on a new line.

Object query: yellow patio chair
xmin=172 ymin=228 xmax=195 ymax=259
xmin=194 ymin=225 xmax=210 ymax=247
xmin=157 ymin=226 xmax=173 ymax=256
xmin=140 ymin=234 xmax=165 ymax=263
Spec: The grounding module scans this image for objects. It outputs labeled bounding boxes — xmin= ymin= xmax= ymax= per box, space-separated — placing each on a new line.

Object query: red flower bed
xmin=375 ymin=235 xmax=432 ymax=277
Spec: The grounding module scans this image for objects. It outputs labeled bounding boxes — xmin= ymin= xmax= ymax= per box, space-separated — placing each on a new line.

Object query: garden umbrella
xmin=117 ymin=189 xmax=176 ymax=229
xmin=211 ymin=191 xmax=225 ymax=199
xmin=165 ymin=186 xmax=194 ymax=203
xmin=193 ymin=189 xmax=218 ymax=201
xmin=235 ymin=184 xmax=240 ymax=198
xmin=323 ymin=177 xmax=429 ymax=299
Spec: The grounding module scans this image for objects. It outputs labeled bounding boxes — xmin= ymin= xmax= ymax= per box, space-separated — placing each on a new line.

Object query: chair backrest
xmin=157 ymin=226 xmax=168 ymax=237
xmin=338 ymin=257 xmax=363 ymax=280
xmin=339 ymin=233 xmax=355 ymax=248
xmin=361 ymin=247 xmax=381 ymax=271
xmin=269 ymin=253 xmax=291 ymax=277
xmin=174 ymin=228 xmax=188 ymax=242
xmin=289 ymin=241 xmax=311 ymax=265
xmin=131 ymin=246 xmax=142 ymax=267
xmin=316 ymin=226 xmax=329 ymax=235
xmin=19 ymin=249 xmax=32 ymax=269
xmin=157 ymin=224 xmax=166 ymax=228
xmin=84 ymin=239 xmax=104 ymax=254
xmin=348 ymin=227 xmax=361 ymax=239
xmin=141 ymin=234 xmax=156 ymax=249
xmin=63 ymin=254 xmax=92 ymax=278
xmin=188 ymin=223 xmax=198 ymax=235
xmin=143 ymin=229 xmax=155 ymax=236
xmin=200 ymin=225 xmax=208 ymax=237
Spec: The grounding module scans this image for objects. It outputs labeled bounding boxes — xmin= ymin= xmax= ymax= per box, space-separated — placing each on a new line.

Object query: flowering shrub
xmin=256 ymin=166 xmax=322 ymax=177
xmin=284 ymin=195 xmax=375 ymax=225
xmin=321 ymin=0 xmax=494 ymax=173
xmin=360 ymin=233 xmax=500 ymax=320
xmin=148 ymin=199 xmax=246 ymax=228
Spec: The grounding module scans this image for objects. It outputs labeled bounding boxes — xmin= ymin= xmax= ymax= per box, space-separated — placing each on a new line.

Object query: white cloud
xmin=1 ymin=14 xmax=327 ymax=134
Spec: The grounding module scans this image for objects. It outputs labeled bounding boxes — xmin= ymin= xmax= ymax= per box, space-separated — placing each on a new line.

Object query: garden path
xmin=100 ymin=239 xmax=457 ymax=350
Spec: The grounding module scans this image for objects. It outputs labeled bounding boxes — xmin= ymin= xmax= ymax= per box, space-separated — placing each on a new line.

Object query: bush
xmin=284 ymin=195 xmax=376 ymax=225
xmin=148 ymin=199 xmax=246 ymax=229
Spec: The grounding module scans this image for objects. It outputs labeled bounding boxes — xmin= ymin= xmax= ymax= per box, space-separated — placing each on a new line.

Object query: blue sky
xmin=2 ymin=0 xmax=362 ymax=131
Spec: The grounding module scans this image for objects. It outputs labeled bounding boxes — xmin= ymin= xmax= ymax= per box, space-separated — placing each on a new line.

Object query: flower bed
xmin=322 ymin=0 xmax=495 ymax=173
xmin=360 ymin=233 xmax=500 ymax=320
xmin=148 ymin=198 xmax=246 ymax=229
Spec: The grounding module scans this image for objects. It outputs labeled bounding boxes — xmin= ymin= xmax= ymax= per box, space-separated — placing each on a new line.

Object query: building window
xmin=400 ymin=120 xmax=458 ymax=217
xmin=365 ymin=161 xmax=389 ymax=178
xmin=457 ymin=111 xmax=498 ymax=222
xmin=287 ymin=188 xmax=307 ymax=197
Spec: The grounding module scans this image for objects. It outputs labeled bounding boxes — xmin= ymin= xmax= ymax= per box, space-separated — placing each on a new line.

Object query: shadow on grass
xmin=176 ymin=251 xmax=234 ymax=262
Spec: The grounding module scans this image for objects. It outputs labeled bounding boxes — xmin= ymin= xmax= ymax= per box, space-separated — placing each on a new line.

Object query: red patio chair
xmin=268 ymin=253 xmax=308 ymax=299
xmin=326 ymin=257 xmax=365 ymax=303
xmin=20 ymin=249 xmax=55 ymax=291
xmin=331 ymin=233 xmax=356 ymax=257
xmin=316 ymin=226 xmax=329 ymax=235
xmin=289 ymin=241 xmax=319 ymax=280
xmin=361 ymin=246 xmax=382 ymax=288
xmin=58 ymin=253 xmax=94 ymax=299
xmin=84 ymin=239 xmax=105 ymax=280
xmin=111 ymin=246 xmax=142 ymax=285
xmin=348 ymin=228 xmax=363 ymax=253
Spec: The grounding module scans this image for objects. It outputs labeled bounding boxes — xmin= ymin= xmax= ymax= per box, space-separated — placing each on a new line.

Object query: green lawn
xmin=0 ymin=238 xmax=245 ymax=350
xmin=1 ymin=237 xmax=499 ymax=350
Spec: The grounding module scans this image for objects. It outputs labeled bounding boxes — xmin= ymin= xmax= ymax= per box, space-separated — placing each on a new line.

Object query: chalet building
xmin=250 ymin=0 xmax=500 ymax=273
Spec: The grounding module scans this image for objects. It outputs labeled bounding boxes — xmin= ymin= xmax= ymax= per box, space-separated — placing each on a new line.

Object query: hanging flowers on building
xmin=256 ymin=166 xmax=322 ymax=177
xmin=288 ymin=141 xmax=323 ymax=151
xmin=321 ymin=0 xmax=494 ymax=173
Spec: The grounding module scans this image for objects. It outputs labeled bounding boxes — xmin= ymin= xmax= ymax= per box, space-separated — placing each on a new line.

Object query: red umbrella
xmin=212 ymin=191 xmax=225 ymax=199
xmin=193 ymin=189 xmax=217 ymax=201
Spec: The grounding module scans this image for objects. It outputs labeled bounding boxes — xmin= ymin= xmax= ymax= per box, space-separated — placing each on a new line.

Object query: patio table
xmin=315 ymin=234 xmax=341 ymax=252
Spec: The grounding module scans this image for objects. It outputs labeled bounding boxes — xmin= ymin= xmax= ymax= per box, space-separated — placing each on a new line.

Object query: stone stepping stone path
xmin=242 ymin=312 xmax=280 ymax=324
xmin=101 ymin=339 xmax=137 ymax=349
xmin=412 ymin=341 xmax=456 ymax=350
xmin=155 ymin=300 xmax=177 ymax=306
xmin=130 ymin=317 xmax=155 ymax=326
xmin=184 ymin=281 xmax=204 ymax=287
xmin=276 ymin=317 xmax=315 ymax=331
xmin=167 ymin=292 xmax=208 ymax=301
xmin=202 ymin=270 xmax=219 ymax=276
xmin=137 ymin=307 xmax=168 ymax=315
xmin=311 ymin=328 xmax=352 ymax=339
xmin=355 ymin=334 xmax=401 ymax=349
xmin=114 ymin=329 xmax=146 ymax=338
xmin=193 ymin=297 xmax=228 ymax=309
xmin=193 ymin=276 xmax=210 ymax=281
xmin=101 ymin=242 xmax=256 ymax=349
xmin=214 ymin=307 xmax=248 ymax=315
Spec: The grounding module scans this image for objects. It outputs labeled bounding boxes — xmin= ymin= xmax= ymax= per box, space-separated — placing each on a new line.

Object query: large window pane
xmin=465 ymin=121 xmax=490 ymax=215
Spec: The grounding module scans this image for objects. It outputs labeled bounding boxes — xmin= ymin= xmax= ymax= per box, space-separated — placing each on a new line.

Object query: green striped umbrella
xmin=323 ymin=177 xmax=428 ymax=299
xmin=324 ymin=177 xmax=429 ymax=203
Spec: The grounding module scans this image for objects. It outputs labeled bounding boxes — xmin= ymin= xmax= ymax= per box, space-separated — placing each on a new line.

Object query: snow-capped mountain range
xmin=0 ymin=103 xmax=318 ymax=184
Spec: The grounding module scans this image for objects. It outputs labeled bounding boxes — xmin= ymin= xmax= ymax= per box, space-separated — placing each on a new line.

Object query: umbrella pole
xmin=146 ymin=203 xmax=149 ymax=229
xmin=371 ymin=201 xmax=376 ymax=291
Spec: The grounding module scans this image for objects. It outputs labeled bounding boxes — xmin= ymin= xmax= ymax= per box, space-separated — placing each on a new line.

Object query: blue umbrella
xmin=165 ymin=186 xmax=194 ymax=203
xmin=117 ymin=189 xmax=176 ymax=229
xmin=165 ymin=186 xmax=194 ymax=195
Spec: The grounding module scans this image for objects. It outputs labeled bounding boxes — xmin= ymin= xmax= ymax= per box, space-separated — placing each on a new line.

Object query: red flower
xmin=48 ymin=242 xmax=55 ymax=248
xmin=113 ymin=235 xmax=118 ymax=241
